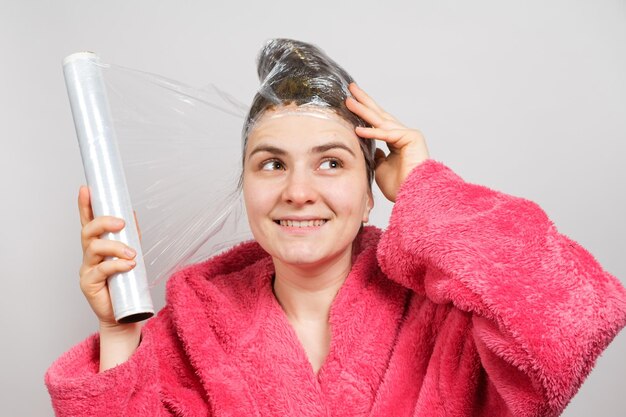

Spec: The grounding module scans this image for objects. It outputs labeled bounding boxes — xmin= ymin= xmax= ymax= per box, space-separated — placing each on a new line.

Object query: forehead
xmin=247 ymin=105 xmax=358 ymax=151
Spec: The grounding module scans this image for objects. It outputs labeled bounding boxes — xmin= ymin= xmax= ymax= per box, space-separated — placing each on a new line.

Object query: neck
xmin=272 ymin=247 xmax=353 ymax=323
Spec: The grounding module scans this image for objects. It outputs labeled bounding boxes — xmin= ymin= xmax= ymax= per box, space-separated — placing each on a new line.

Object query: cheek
xmin=324 ymin=178 xmax=369 ymax=218
xmin=243 ymin=194 xmax=265 ymax=243
xmin=243 ymin=177 xmax=277 ymax=228
xmin=242 ymin=177 xmax=263 ymax=219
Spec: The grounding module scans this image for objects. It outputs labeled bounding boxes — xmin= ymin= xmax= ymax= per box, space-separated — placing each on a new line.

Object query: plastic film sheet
xmin=67 ymin=55 xmax=253 ymax=291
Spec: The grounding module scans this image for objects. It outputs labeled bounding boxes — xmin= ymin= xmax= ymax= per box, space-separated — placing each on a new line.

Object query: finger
xmin=346 ymin=94 xmax=406 ymax=130
xmin=133 ymin=210 xmax=142 ymax=242
xmin=84 ymin=238 xmax=137 ymax=268
xmin=346 ymin=97 xmax=406 ymax=129
xmin=346 ymin=96 xmax=388 ymax=127
xmin=354 ymin=127 xmax=411 ymax=149
xmin=348 ymin=83 xmax=393 ymax=118
xmin=78 ymin=186 xmax=94 ymax=227
xmin=81 ymin=258 xmax=136 ymax=290
xmin=374 ymin=148 xmax=386 ymax=168
xmin=374 ymin=160 xmax=397 ymax=201
xmin=81 ymin=216 xmax=125 ymax=250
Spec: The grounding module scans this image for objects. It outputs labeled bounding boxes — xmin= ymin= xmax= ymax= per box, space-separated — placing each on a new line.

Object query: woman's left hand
xmin=345 ymin=82 xmax=429 ymax=202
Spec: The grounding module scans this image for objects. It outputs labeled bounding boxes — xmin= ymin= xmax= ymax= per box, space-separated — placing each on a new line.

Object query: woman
xmin=46 ymin=39 xmax=626 ymax=416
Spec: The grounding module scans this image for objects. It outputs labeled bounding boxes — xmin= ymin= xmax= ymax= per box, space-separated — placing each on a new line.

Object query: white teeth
xmin=279 ymin=219 xmax=327 ymax=227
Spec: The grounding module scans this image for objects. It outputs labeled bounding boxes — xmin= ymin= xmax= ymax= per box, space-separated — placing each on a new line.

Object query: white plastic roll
xmin=63 ymin=52 xmax=154 ymax=323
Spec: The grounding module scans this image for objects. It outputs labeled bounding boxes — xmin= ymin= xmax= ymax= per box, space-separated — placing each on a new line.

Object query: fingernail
xmin=124 ymin=248 xmax=136 ymax=258
xmin=126 ymin=260 xmax=136 ymax=267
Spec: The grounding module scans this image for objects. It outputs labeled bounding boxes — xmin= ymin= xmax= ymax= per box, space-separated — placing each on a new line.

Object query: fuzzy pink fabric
xmin=45 ymin=160 xmax=626 ymax=417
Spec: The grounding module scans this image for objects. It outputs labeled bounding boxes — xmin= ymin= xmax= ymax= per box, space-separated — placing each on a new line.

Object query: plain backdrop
xmin=1 ymin=1 xmax=625 ymax=416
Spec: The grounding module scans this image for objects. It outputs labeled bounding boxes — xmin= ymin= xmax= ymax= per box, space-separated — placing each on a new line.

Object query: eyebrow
xmin=248 ymin=141 xmax=356 ymax=159
xmin=312 ymin=142 xmax=356 ymax=157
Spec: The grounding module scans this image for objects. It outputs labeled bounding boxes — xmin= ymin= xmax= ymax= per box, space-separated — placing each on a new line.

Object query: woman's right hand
xmin=77 ymin=185 xmax=139 ymax=329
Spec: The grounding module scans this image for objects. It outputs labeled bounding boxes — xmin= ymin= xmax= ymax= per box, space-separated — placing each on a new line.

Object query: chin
xmin=276 ymin=245 xmax=327 ymax=266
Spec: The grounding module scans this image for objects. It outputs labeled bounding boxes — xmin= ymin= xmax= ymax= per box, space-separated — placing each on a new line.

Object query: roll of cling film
xmin=63 ymin=53 xmax=154 ymax=323
xmin=62 ymin=52 xmax=252 ymax=322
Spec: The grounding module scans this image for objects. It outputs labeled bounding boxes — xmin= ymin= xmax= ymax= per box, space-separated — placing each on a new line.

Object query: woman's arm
xmin=45 ymin=185 xmax=164 ymax=415
xmin=98 ymin=322 xmax=142 ymax=372
xmin=377 ymin=159 xmax=626 ymax=415
xmin=75 ymin=185 xmax=146 ymax=372
xmin=45 ymin=310 xmax=165 ymax=416
xmin=346 ymin=83 xmax=626 ymax=415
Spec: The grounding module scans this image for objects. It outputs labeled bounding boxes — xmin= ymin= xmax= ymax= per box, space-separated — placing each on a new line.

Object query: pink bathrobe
xmin=45 ymin=160 xmax=626 ymax=417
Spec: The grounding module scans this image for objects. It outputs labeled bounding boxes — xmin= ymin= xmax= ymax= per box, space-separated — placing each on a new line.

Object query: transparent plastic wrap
xmin=64 ymin=53 xmax=252 ymax=306
xmin=63 ymin=39 xmax=376 ymax=322
xmin=104 ymin=59 xmax=253 ymax=286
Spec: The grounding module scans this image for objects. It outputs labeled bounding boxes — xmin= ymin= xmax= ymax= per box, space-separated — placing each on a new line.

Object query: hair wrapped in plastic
xmin=242 ymin=39 xmax=376 ymax=186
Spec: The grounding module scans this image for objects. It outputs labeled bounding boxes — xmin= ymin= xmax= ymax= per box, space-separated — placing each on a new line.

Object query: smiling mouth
xmin=274 ymin=219 xmax=328 ymax=227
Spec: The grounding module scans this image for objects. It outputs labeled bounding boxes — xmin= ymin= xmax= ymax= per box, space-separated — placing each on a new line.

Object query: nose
xmin=281 ymin=168 xmax=318 ymax=206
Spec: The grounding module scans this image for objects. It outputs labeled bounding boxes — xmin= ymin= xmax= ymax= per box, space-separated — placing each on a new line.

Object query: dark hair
xmin=240 ymin=38 xmax=376 ymax=188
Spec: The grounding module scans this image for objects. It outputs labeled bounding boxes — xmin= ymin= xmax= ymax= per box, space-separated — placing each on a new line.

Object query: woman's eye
xmin=261 ymin=160 xmax=285 ymax=171
xmin=319 ymin=159 xmax=343 ymax=170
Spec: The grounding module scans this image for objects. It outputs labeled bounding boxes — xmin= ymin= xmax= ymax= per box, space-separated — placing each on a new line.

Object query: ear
xmin=362 ymin=189 xmax=374 ymax=223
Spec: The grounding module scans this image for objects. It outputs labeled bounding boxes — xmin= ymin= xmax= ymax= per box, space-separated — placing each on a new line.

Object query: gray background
xmin=1 ymin=1 xmax=624 ymax=416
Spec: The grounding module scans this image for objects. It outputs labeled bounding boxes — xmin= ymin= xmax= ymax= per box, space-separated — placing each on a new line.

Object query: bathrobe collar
xmin=165 ymin=226 xmax=408 ymax=413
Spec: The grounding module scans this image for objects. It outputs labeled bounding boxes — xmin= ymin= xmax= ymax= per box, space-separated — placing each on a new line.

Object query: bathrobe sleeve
xmin=45 ymin=312 xmax=164 ymax=416
xmin=377 ymin=159 xmax=626 ymax=417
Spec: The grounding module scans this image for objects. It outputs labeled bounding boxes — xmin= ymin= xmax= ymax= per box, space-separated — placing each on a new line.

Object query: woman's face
xmin=242 ymin=105 xmax=373 ymax=269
